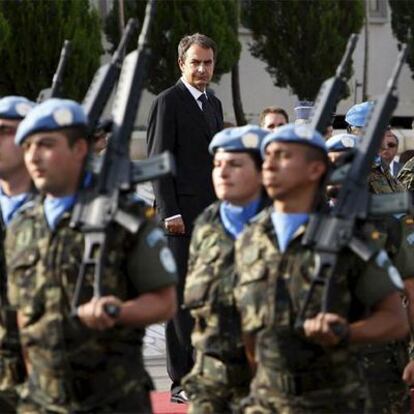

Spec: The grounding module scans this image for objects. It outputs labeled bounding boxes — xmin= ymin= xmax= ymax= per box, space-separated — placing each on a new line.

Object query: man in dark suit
xmin=380 ymin=129 xmax=402 ymax=177
xmin=147 ymin=33 xmax=223 ymax=403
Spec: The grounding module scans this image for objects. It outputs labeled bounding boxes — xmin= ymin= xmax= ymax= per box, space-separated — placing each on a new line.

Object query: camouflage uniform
xmin=368 ymin=159 xmax=404 ymax=194
xmin=5 ymin=198 xmax=177 ymax=413
xmin=397 ymin=157 xmax=414 ymax=191
xmin=364 ymin=160 xmax=410 ymax=413
xmin=235 ymin=207 xmax=401 ymax=414
xmin=356 ymin=215 xmax=414 ymax=414
xmin=182 ymin=202 xmax=255 ymax=414
xmin=0 ymin=194 xmax=38 ymax=413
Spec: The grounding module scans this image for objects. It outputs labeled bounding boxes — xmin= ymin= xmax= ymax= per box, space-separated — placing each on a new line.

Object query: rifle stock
xmin=37 ymin=40 xmax=71 ymax=102
xmin=82 ymin=18 xmax=138 ymax=131
xmin=310 ymin=34 xmax=358 ymax=134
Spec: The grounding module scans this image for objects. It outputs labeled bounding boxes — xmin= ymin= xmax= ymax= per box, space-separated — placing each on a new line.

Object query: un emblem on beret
xmin=241 ymin=133 xmax=259 ymax=148
xmin=294 ymin=125 xmax=313 ymax=139
xmin=15 ymin=103 xmax=32 ymax=117
xmin=53 ymin=108 xmax=73 ymax=126
xmin=341 ymin=135 xmax=355 ymax=148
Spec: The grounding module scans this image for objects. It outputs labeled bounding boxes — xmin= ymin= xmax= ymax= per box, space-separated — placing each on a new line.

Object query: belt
xmin=274 ymin=369 xmax=338 ymax=396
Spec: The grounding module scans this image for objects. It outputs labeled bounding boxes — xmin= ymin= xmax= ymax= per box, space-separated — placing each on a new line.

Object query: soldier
xmin=6 ymin=99 xmax=177 ymax=413
xmin=0 ymin=96 xmax=36 ymax=412
xmin=235 ymin=123 xmax=408 ymax=413
xmin=182 ymin=125 xmax=269 ymax=413
xmin=326 ymin=132 xmax=413 ymax=413
xmin=345 ymin=101 xmax=404 ymax=194
xmin=325 ymin=133 xmax=361 ymax=205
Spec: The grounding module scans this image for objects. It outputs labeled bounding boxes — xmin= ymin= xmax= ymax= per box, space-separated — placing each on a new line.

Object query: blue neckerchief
xmin=43 ymin=172 xmax=92 ymax=230
xmin=220 ymin=198 xmax=260 ymax=239
xmin=0 ymin=188 xmax=29 ymax=226
xmin=271 ymin=211 xmax=309 ymax=253
xmin=44 ymin=195 xmax=76 ymax=230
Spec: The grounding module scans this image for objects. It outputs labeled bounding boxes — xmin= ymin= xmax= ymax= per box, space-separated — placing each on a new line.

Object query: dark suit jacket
xmin=147 ymin=80 xmax=224 ymax=234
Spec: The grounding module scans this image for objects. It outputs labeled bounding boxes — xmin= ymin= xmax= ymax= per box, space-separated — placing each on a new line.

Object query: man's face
xmin=262 ymin=113 xmax=287 ymax=131
xmin=262 ymin=142 xmax=325 ymax=201
xmin=22 ymin=131 xmax=87 ymax=197
xmin=380 ymin=130 xmax=398 ymax=163
xmin=212 ymin=151 xmax=262 ymax=205
xmin=179 ymin=44 xmax=215 ymax=92
xmin=0 ymin=118 xmax=25 ymax=179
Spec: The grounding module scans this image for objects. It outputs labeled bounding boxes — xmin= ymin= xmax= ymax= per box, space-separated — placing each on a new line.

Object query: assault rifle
xmin=296 ymin=45 xmax=408 ymax=332
xmin=70 ymin=0 xmax=174 ymax=316
xmin=82 ymin=18 xmax=138 ymax=132
xmin=309 ymin=33 xmax=358 ymax=134
xmin=37 ymin=40 xmax=71 ymax=102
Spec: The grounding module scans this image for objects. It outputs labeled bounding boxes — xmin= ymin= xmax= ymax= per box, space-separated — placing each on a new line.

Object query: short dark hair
xmin=62 ymin=126 xmax=90 ymax=148
xmin=259 ymin=106 xmax=289 ymax=127
xmin=303 ymin=145 xmax=329 ymax=169
xmin=178 ymin=33 xmax=217 ymax=62
xmin=246 ymin=151 xmax=263 ymax=172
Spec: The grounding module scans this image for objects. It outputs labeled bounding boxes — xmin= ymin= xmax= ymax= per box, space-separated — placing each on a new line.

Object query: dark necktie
xmin=198 ymin=93 xmax=217 ymax=135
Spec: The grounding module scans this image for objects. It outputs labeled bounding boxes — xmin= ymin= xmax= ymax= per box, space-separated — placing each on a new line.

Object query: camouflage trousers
xmin=16 ymin=383 xmax=153 ymax=414
xmin=183 ymin=352 xmax=251 ymax=414
xmin=0 ymin=389 xmax=18 ymax=413
xmin=241 ymin=385 xmax=366 ymax=414
xmin=357 ymin=341 xmax=410 ymax=414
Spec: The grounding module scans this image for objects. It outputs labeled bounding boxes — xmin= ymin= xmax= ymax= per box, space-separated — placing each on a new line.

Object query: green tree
xmin=0 ymin=0 xmax=102 ymax=101
xmin=388 ymin=0 xmax=414 ymax=78
xmin=105 ymin=0 xmax=241 ymax=96
xmin=0 ymin=11 xmax=10 ymax=53
xmin=242 ymin=0 xmax=364 ymax=100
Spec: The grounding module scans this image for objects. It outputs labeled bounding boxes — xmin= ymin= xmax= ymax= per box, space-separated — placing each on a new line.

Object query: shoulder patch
xmin=146 ymin=228 xmax=165 ymax=247
xmin=407 ymin=232 xmax=414 ymax=245
xmin=160 ymin=247 xmax=177 ymax=273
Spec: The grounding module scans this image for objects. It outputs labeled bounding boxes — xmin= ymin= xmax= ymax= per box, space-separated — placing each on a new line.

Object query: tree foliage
xmin=241 ymin=0 xmax=364 ymax=100
xmin=104 ymin=0 xmax=241 ymax=95
xmin=388 ymin=0 xmax=414 ymax=78
xmin=0 ymin=0 xmax=103 ymax=101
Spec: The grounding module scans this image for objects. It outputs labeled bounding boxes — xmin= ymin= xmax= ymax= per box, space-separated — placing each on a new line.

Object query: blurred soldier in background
xmin=183 ymin=125 xmax=269 ymax=413
xmin=0 ymin=96 xmax=35 ymax=413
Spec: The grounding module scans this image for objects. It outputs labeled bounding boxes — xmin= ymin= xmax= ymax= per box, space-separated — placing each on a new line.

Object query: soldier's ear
xmin=72 ymin=138 xmax=88 ymax=161
xmin=308 ymin=160 xmax=327 ymax=182
xmin=178 ymin=58 xmax=184 ymax=72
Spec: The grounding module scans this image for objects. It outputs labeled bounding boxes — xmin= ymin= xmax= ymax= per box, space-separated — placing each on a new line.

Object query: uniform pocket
xmin=184 ymin=246 xmax=220 ymax=309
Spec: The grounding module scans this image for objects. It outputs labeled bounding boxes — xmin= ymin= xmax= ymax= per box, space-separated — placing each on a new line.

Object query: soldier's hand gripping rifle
xmin=70 ymin=0 xmax=174 ymax=317
xmin=37 ymin=40 xmax=71 ymax=102
xmin=309 ymin=34 xmax=358 ymax=134
xmin=296 ymin=45 xmax=409 ymax=336
xmin=82 ymin=18 xmax=138 ymax=131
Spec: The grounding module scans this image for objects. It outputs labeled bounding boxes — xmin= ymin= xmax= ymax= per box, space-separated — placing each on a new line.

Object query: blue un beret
xmin=345 ymin=101 xmax=374 ymax=128
xmin=0 ymin=96 xmax=35 ymax=120
xmin=326 ymin=133 xmax=361 ymax=152
xmin=261 ymin=123 xmax=327 ymax=157
xmin=15 ymin=98 xmax=88 ymax=146
xmin=209 ymin=124 xmax=269 ymax=155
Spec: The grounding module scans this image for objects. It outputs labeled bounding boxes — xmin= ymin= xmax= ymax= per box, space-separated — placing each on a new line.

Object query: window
xmin=368 ymin=0 xmax=388 ymax=23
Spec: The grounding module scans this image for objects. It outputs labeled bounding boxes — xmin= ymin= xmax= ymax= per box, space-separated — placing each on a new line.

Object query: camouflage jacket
xmin=369 ymin=160 xmax=404 ymax=194
xmin=184 ymin=201 xmax=250 ymax=362
xmin=5 ymin=197 xmax=176 ymax=412
xmin=398 ymin=157 xmax=414 ymax=191
xmin=235 ymin=207 xmax=399 ymax=404
xmin=0 ymin=192 xmax=39 ymax=391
